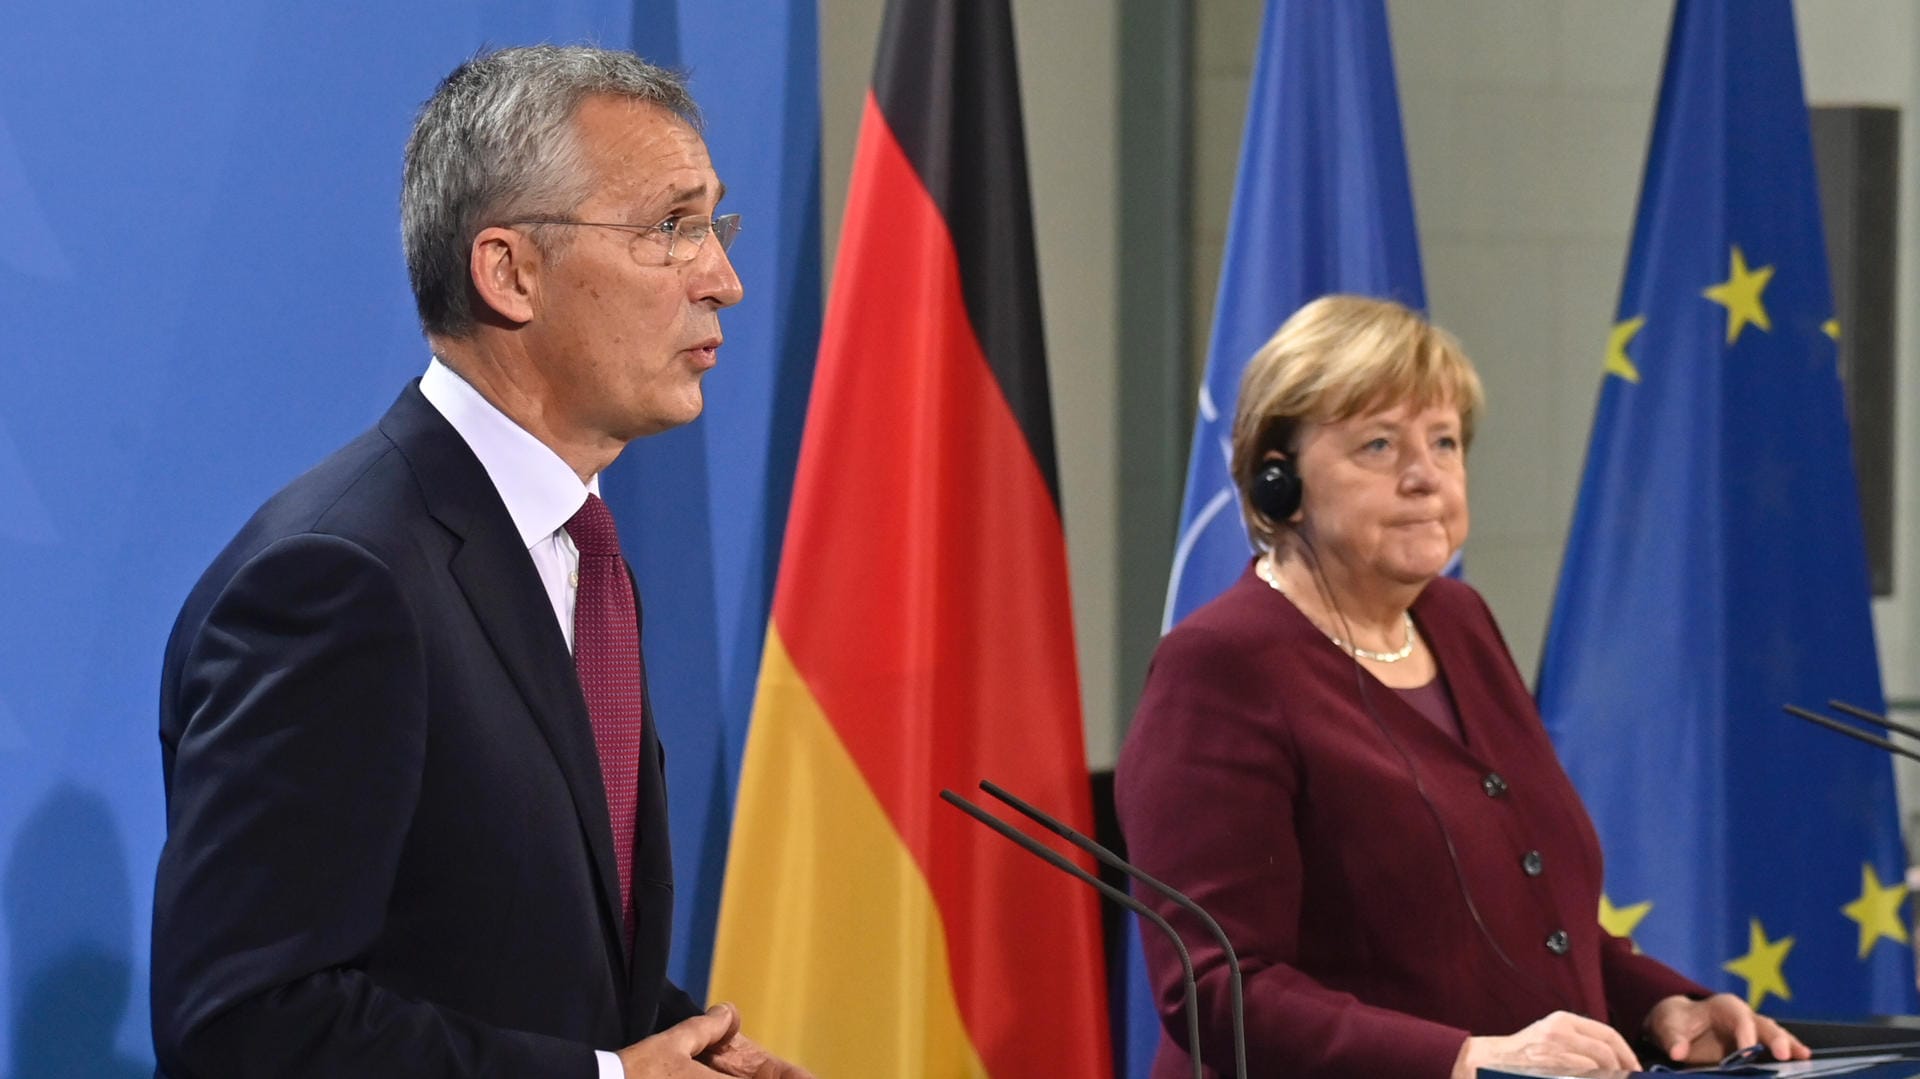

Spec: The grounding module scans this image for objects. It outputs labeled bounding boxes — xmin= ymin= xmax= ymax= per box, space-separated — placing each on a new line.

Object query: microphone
xmin=939 ymin=789 xmax=1207 ymax=1079
xmin=977 ymin=779 xmax=1247 ymax=1079
xmin=1781 ymin=703 xmax=1920 ymax=765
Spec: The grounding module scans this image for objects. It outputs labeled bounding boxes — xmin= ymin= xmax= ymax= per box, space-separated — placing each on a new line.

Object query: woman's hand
xmin=1451 ymin=1011 xmax=1641 ymax=1079
xmin=1644 ymin=992 xmax=1809 ymax=1065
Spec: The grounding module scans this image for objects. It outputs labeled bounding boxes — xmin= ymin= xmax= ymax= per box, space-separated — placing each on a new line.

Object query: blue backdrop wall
xmin=0 ymin=2 xmax=818 ymax=1068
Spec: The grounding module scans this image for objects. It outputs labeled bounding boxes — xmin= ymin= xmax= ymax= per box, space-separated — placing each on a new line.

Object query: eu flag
xmin=1161 ymin=0 xmax=1425 ymax=633
xmin=1538 ymin=0 xmax=1914 ymax=1017
xmin=1135 ymin=1 xmax=1425 ymax=1073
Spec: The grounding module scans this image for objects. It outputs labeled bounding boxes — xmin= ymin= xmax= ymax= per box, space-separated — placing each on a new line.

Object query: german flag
xmin=707 ymin=0 xmax=1112 ymax=1074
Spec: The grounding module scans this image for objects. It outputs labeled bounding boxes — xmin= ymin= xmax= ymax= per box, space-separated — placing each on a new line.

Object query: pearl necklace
xmin=1255 ymin=556 xmax=1418 ymax=663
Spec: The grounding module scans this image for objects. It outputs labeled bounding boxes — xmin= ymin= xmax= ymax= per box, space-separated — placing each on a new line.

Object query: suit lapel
xmin=379 ymin=384 xmax=628 ymax=966
xmin=630 ymin=565 xmax=669 ymax=884
xmin=628 ymin=586 xmax=674 ymax=1013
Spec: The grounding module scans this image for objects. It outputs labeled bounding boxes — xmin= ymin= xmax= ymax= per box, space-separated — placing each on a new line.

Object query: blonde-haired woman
xmin=1117 ymin=296 xmax=1804 ymax=1078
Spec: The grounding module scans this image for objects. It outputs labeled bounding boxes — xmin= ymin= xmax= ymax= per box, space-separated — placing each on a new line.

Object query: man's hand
xmin=617 ymin=1004 xmax=738 ymax=1078
xmin=1644 ymin=992 xmax=1809 ymax=1065
xmin=700 ymin=1026 xmax=816 ymax=1079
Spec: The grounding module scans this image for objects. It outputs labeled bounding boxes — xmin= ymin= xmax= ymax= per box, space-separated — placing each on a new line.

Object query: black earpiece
xmin=1249 ymin=457 xmax=1302 ymax=521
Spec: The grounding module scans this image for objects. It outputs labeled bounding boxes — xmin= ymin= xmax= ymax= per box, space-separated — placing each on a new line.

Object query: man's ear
xmin=469 ymin=226 xmax=540 ymax=326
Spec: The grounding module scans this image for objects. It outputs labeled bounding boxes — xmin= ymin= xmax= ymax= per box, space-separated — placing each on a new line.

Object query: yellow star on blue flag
xmin=1604 ymin=316 xmax=1645 ymax=383
xmin=1599 ymin=894 xmax=1652 ymax=939
xmin=1841 ymin=864 xmax=1909 ymax=959
xmin=1723 ymin=918 xmax=1793 ymax=1009
xmin=1702 ymin=245 xmax=1773 ymax=344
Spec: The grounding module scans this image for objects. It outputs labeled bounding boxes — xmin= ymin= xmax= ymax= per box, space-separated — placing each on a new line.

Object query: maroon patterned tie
xmin=564 ymin=494 xmax=642 ymax=953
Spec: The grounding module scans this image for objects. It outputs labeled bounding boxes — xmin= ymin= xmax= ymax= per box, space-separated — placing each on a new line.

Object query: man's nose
xmin=692 ymin=240 xmax=745 ymax=308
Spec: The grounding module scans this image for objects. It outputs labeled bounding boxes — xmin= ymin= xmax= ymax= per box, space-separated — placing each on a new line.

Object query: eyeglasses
xmin=508 ymin=212 xmax=742 ymax=262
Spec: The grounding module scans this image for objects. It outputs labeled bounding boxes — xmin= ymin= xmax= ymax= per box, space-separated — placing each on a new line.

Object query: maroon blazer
xmin=1116 ymin=566 xmax=1705 ymax=1079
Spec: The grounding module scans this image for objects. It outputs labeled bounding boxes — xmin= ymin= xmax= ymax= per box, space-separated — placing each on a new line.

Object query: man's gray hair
xmin=402 ymin=45 xmax=699 ymax=337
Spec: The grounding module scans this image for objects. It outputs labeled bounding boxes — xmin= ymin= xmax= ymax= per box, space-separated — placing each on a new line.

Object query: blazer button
xmin=1546 ymin=929 xmax=1570 ymax=955
xmin=1521 ymin=850 xmax=1544 ymax=876
xmin=1482 ymin=772 xmax=1509 ymax=797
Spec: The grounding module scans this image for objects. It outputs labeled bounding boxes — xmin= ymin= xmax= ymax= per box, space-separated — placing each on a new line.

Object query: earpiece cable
xmin=1287 ymin=530 xmax=1581 ymax=1019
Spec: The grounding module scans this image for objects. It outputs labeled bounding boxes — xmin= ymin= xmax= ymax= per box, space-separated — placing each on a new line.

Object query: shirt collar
xmin=418 ymin=357 xmax=598 ymax=549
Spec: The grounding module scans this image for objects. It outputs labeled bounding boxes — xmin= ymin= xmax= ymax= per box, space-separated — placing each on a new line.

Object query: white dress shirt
xmin=418 ymin=358 xmax=629 ymax=1079
xmin=419 ymin=357 xmax=595 ymax=650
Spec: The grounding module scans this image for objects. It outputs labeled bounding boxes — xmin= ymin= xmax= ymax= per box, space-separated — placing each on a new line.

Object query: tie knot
xmin=564 ymin=494 xmax=622 ymax=556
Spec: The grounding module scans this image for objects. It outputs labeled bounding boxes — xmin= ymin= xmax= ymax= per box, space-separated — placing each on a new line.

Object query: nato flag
xmin=1160 ymin=0 xmax=1425 ymax=635
xmin=1137 ymin=1 xmax=1426 ymax=1074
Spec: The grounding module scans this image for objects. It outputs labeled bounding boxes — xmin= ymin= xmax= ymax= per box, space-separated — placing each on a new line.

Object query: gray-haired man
xmin=153 ymin=46 xmax=808 ymax=1078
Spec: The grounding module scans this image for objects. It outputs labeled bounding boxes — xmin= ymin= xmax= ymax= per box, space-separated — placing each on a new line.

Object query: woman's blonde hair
xmin=1230 ymin=295 xmax=1485 ymax=551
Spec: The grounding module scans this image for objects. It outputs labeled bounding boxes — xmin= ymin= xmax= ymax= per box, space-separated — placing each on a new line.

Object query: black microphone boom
xmin=1828 ymin=699 xmax=1920 ymax=743
xmin=939 ymin=789 xmax=1206 ymax=1079
xmin=1782 ymin=704 xmax=1920 ymax=765
xmin=978 ymin=779 xmax=1248 ymax=1079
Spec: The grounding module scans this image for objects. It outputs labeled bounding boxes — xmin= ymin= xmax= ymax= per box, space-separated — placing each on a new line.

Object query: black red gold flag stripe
xmin=711 ymin=0 xmax=1112 ymax=1074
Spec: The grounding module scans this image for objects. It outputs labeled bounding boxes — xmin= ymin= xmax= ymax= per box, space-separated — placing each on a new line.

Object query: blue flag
xmin=1132 ymin=1 xmax=1425 ymax=1073
xmin=1538 ymin=0 xmax=1914 ymax=1017
xmin=2 ymin=4 xmax=698 ymax=1068
xmin=608 ymin=0 xmax=822 ymax=1000
xmin=1161 ymin=0 xmax=1426 ymax=635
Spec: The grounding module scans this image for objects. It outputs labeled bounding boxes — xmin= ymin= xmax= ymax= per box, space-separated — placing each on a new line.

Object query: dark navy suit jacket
xmin=152 ymin=383 xmax=699 ymax=1078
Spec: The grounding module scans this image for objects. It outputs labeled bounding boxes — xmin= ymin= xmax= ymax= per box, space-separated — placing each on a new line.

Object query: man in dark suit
xmin=151 ymin=46 xmax=809 ymax=1079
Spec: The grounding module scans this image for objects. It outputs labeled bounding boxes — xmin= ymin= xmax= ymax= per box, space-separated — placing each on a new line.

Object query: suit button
xmin=1521 ymin=850 xmax=1544 ymax=876
xmin=1546 ymin=929 xmax=1570 ymax=955
xmin=1482 ymin=772 xmax=1509 ymax=797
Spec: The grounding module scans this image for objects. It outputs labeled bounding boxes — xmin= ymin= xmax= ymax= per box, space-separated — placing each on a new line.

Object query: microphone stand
xmin=940 ymin=789 xmax=1207 ymax=1079
xmin=978 ymin=779 xmax=1247 ymax=1079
